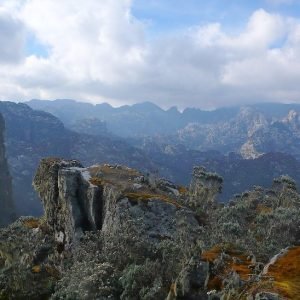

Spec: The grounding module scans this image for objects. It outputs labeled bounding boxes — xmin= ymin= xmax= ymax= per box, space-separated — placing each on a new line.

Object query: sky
xmin=1 ymin=0 xmax=300 ymax=109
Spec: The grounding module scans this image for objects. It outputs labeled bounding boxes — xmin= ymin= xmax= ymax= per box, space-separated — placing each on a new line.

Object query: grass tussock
xmin=201 ymin=245 xmax=252 ymax=290
xmin=266 ymin=246 xmax=300 ymax=299
xmin=124 ymin=192 xmax=182 ymax=208
xmin=23 ymin=218 xmax=40 ymax=229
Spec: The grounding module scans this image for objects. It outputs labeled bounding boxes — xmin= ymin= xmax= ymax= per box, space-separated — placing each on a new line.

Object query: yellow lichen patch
xmin=88 ymin=165 xmax=142 ymax=190
xmin=265 ymin=246 xmax=300 ymax=299
xmin=23 ymin=218 xmax=40 ymax=229
xmin=32 ymin=265 xmax=41 ymax=273
xmin=201 ymin=245 xmax=223 ymax=262
xmin=89 ymin=177 xmax=103 ymax=186
xmin=202 ymin=245 xmax=252 ymax=290
xmin=178 ymin=186 xmax=188 ymax=195
xmin=256 ymin=204 xmax=273 ymax=214
xmin=90 ymin=177 xmax=115 ymax=186
xmin=89 ymin=165 xmax=140 ymax=178
xmin=45 ymin=265 xmax=60 ymax=279
xmin=124 ymin=192 xmax=182 ymax=208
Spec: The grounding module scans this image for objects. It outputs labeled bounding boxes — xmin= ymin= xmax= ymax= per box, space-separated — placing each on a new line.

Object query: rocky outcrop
xmin=1 ymin=158 xmax=204 ymax=299
xmin=33 ymin=158 xmax=201 ymax=251
xmin=0 ymin=114 xmax=14 ymax=227
xmin=33 ymin=158 xmax=96 ymax=249
xmin=240 ymin=140 xmax=263 ymax=159
xmin=189 ymin=166 xmax=223 ymax=210
xmin=0 ymin=217 xmax=56 ymax=299
xmin=1 ymin=158 xmax=300 ymax=299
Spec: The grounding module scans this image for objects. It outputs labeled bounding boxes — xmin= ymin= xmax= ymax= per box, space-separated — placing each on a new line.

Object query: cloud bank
xmin=1 ymin=0 xmax=300 ymax=108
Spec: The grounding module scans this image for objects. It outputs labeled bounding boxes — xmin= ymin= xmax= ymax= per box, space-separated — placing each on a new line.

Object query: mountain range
xmin=1 ymin=99 xmax=300 ymax=217
xmin=1 ymin=99 xmax=300 ymax=298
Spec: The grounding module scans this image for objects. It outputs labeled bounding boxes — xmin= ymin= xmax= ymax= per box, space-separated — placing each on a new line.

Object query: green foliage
xmin=119 ymin=260 xmax=165 ymax=300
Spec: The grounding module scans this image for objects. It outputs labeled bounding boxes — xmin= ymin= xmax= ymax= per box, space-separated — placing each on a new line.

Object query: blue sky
xmin=132 ymin=0 xmax=300 ymax=35
xmin=2 ymin=0 xmax=300 ymax=108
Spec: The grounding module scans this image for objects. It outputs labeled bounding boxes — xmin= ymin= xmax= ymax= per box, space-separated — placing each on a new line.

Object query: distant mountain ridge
xmin=26 ymin=99 xmax=242 ymax=137
xmin=0 ymin=102 xmax=156 ymax=216
xmin=4 ymin=100 xmax=300 ymax=217
xmin=26 ymin=100 xmax=300 ymax=159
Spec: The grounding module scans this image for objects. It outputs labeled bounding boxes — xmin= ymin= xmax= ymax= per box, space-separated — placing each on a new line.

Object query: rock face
xmin=33 ymin=159 xmax=93 ymax=248
xmin=33 ymin=157 xmax=201 ymax=256
xmin=0 ymin=114 xmax=14 ymax=227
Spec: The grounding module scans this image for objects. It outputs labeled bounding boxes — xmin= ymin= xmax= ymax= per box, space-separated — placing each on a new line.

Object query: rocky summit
xmin=0 ymin=158 xmax=299 ymax=299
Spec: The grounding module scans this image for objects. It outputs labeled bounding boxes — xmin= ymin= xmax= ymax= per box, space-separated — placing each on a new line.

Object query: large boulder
xmin=33 ymin=157 xmax=202 ymax=254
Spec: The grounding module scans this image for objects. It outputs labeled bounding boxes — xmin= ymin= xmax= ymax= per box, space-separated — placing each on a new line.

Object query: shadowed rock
xmin=0 ymin=114 xmax=14 ymax=227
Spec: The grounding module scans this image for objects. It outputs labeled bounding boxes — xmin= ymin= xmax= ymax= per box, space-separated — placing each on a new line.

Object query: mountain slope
xmin=1 ymin=159 xmax=299 ymax=299
xmin=0 ymin=102 xmax=155 ymax=216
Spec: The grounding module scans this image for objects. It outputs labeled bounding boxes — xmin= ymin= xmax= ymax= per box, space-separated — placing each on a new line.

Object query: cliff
xmin=0 ymin=114 xmax=14 ymax=227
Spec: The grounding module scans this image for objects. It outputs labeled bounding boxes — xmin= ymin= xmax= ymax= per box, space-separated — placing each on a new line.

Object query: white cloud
xmin=1 ymin=1 xmax=300 ymax=108
xmin=0 ymin=8 xmax=25 ymax=63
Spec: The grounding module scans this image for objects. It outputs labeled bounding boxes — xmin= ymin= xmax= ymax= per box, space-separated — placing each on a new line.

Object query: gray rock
xmin=173 ymin=256 xmax=210 ymax=299
xmin=0 ymin=113 xmax=14 ymax=227
xmin=255 ymin=292 xmax=280 ymax=300
xmin=189 ymin=166 xmax=223 ymax=210
xmin=33 ymin=158 xmax=103 ymax=248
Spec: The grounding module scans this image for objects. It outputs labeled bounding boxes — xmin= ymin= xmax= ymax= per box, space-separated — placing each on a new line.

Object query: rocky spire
xmin=188 ymin=166 xmax=223 ymax=210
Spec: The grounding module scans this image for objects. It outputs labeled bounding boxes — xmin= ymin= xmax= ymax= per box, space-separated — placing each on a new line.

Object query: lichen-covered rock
xmin=2 ymin=158 xmax=300 ymax=299
xmin=0 ymin=217 xmax=56 ymax=299
xmin=189 ymin=167 xmax=223 ymax=211
xmin=169 ymin=256 xmax=209 ymax=299
xmin=32 ymin=159 xmax=203 ymax=299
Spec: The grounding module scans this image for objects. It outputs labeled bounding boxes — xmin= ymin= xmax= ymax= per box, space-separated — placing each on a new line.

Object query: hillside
xmin=0 ymin=159 xmax=299 ymax=299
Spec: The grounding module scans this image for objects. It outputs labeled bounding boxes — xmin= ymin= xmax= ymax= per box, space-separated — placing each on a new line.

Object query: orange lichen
xmin=124 ymin=192 xmax=182 ymax=208
xmin=202 ymin=245 xmax=252 ymax=290
xmin=243 ymin=247 xmax=300 ymax=299
xmin=32 ymin=265 xmax=41 ymax=273
xmin=265 ymin=246 xmax=300 ymax=299
xmin=178 ymin=186 xmax=188 ymax=195
xmin=256 ymin=204 xmax=273 ymax=214
xmin=23 ymin=218 xmax=40 ymax=229
xmin=207 ymin=276 xmax=223 ymax=290
xmin=90 ymin=177 xmax=115 ymax=186
xmin=89 ymin=177 xmax=103 ymax=186
xmin=201 ymin=245 xmax=223 ymax=262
